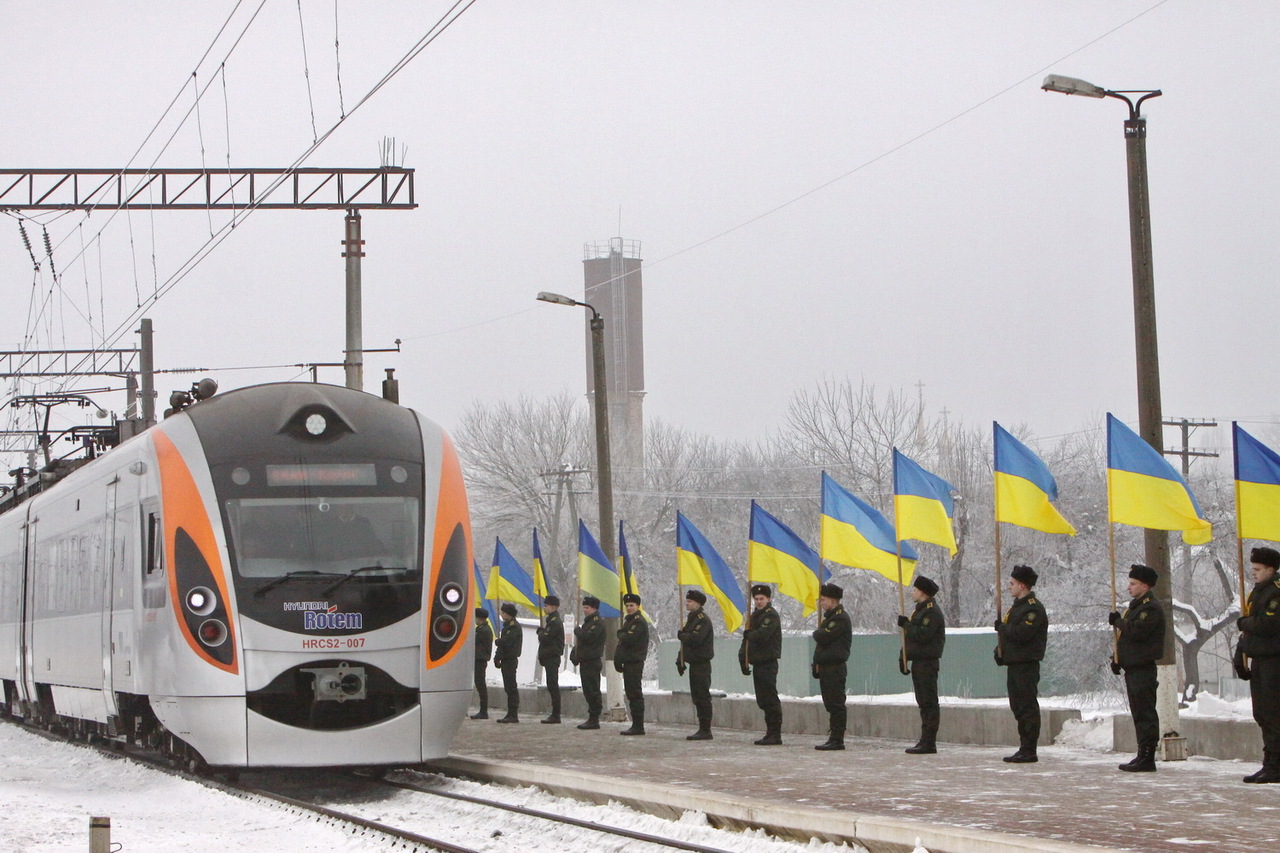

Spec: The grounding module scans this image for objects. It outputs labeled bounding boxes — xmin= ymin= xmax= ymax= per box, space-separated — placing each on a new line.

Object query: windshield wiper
xmin=322 ymin=565 xmax=407 ymax=595
xmin=255 ymin=570 xmax=326 ymax=597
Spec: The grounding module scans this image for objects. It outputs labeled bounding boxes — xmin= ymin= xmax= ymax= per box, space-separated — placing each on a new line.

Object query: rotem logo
xmin=303 ymin=608 xmax=365 ymax=630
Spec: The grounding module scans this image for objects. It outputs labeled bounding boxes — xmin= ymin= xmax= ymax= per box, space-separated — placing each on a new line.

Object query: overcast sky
xmin=2 ymin=1 xmax=1276 ymax=470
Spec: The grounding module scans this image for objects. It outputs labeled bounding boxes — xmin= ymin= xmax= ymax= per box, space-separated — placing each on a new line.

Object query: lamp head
xmin=536 ymin=291 xmax=579 ymax=307
xmin=1041 ymin=74 xmax=1107 ymax=98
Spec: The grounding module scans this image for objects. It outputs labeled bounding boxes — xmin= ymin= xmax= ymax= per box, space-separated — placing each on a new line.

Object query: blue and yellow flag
xmin=994 ymin=423 xmax=1076 ymax=535
xmin=486 ymin=537 xmax=538 ymax=611
xmin=748 ymin=501 xmax=821 ymax=617
xmin=1234 ymin=423 xmax=1280 ymax=542
xmin=474 ymin=558 xmax=500 ymax=624
xmin=618 ymin=520 xmax=638 ymax=598
xmin=893 ymin=449 xmax=958 ymax=555
xmin=532 ymin=527 xmax=553 ymax=604
xmin=577 ymin=520 xmax=621 ymax=618
xmin=821 ymin=471 xmax=918 ymax=585
xmin=676 ymin=512 xmax=746 ymax=633
xmin=1107 ymin=413 xmax=1212 ymax=545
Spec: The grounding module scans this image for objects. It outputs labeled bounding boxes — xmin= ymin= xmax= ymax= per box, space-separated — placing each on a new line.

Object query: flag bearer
xmin=994 ymin=564 xmax=1047 ymax=763
xmin=899 ymin=575 xmax=945 ymax=754
xmin=494 ymin=602 xmax=522 ymax=723
xmin=1237 ymin=546 xmax=1280 ymax=783
xmin=616 ymin=593 xmax=649 ymax=735
xmin=538 ymin=595 xmax=565 ymax=724
xmin=1108 ymin=564 xmax=1165 ymax=772
xmin=470 ymin=608 xmax=494 ymax=720
xmin=678 ymin=589 xmax=715 ymax=740
xmin=572 ymin=596 xmax=606 ymax=729
xmin=812 ymin=583 xmax=852 ymax=751
xmin=740 ymin=584 xmax=783 ymax=745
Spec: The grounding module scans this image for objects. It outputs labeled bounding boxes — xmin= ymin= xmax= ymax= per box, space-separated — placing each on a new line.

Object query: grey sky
xmin=2 ymin=1 xmax=1276 ymax=468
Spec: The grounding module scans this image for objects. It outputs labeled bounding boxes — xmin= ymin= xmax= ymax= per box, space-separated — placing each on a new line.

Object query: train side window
xmin=145 ymin=512 xmax=163 ymax=576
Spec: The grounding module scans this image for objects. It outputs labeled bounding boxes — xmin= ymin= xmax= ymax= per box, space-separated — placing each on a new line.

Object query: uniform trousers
xmin=687 ymin=661 xmax=712 ymax=726
xmin=579 ymin=659 xmax=603 ymax=719
xmin=473 ymin=660 xmax=489 ymax=712
xmin=911 ymin=659 xmax=940 ymax=737
xmin=500 ymin=663 xmax=519 ymax=715
xmin=1006 ymin=660 xmax=1041 ymax=745
xmin=752 ymin=660 xmax=782 ymax=730
xmin=1250 ymin=655 xmax=1280 ymax=752
xmin=1123 ymin=663 xmax=1159 ymax=749
xmin=541 ymin=656 xmax=561 ymax=715
xmin=818 ymin=663 xmax=848 ymax=737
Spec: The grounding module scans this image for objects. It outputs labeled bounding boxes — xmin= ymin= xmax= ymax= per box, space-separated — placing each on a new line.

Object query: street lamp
xmin=1042 ymin=73 xmax=1181 ymax=756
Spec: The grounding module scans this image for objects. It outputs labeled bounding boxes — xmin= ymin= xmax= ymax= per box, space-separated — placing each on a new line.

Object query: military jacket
xmin=740 ymin=604 xmax=782 ymax=664
xmin=997 ymin=593 xmax=1048 ymax=663
xmin=573 ymin=613 xmax=606 ymax=664
xmin=614 ymin=611 xmax=650 ymax=664
xmin=1115 ymin=591 xmax=1164 ymax=668
xmin=494 ymin=618 xmax=522 ymax=668
xmin=537 ymin=611 xmax=565 ymax=662
xmin=812 ymin=605 xmax=852 ymax=666
xmin=1240 ymin=577 xmax=1280 ymax=658
xmin=474 ymin=618 xmax=494 ymax=663
xmin=677 ymin=607 xmax=715 ymax=663
xmin=904 ymin=598 xmax=946 ymax=661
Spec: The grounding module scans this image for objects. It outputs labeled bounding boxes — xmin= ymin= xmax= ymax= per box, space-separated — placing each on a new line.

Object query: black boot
xmin=687 ymin=724 xmax=712 ymax=741
xmin=469 ymin=710 xmax=489 ymax=720
xmin=905 ymin=739 xmax=936 ymax=754
xmin=815 ymin=737 xmax=845 ymax=751
xmin=1245 ymin=751 xmax=1280 ymax=783
xmin=754 ymin=728 xmax=782 ymax=746
xmin=1120 ymin=745 xmax=1156 ymax=772
xmin=1003 ymin=737 xmax=1038 ymax=763
xmin=620 ymin=722 xmax=645 ymax=736
xmin=496 ymin=712 xmax=518 ymax=724
xmin=576 ymin=716 xmax=600 ymax=730
xmin=541 ymin=714 xmax=561 ymax=724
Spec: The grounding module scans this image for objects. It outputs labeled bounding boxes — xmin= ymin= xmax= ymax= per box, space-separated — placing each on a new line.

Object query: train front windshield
xmin=226 ymin=497 xmax=421 ymax=579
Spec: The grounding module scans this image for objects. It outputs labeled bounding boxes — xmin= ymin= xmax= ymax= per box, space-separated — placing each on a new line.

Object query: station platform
xmin=436 ymin=691 xmax=1275 ymax=853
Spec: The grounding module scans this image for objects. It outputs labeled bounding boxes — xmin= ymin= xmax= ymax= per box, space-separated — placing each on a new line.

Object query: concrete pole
xmin=89 ymin=816 xmax=111 ymax=853
xmin=589 ymin=313 xmax=626 ymax=720
xmin=138 ymin=318 xmax=155 ymax=426
xmin=343 ymin=209 xmax=365 ymax=391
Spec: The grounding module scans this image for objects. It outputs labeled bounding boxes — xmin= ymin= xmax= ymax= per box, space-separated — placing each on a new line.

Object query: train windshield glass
xmin=225 ymin=497 xmax=420 ymax=579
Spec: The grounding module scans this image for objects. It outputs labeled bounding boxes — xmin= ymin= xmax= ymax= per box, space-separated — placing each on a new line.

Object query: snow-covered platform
xmin=446 ymin=695 xmax=1276 ymax=853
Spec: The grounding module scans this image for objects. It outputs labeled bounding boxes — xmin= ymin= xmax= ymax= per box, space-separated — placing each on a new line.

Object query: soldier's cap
xmin=819 ymin=582 xmax=843 ymax=600
xmin=543 ymin=595 xmax=560 ymax=606
xmin=582 ymin=596 xmax=600 ymax=609
xmin=500 ymin=602 xmax=518 ymax=616
xmin=1128 ymin=564 xmax=1158 ymax=587
xmin=1251 ymin=546 xmax=1280 ymax=569
xmin=685 ymin=589 xmax=707 ymax=605
xmin=750 ymin=583 xmax=773 ymax=598
xmin=622 ymin=593 xmax=642 ymax=605
xmin=913 ymin=575 xmax=939 ymax=597
xmin=474 ymin=607 xmax=489 ymax=619
xmin=1011 ymin=564 xmax=1038 ymax=587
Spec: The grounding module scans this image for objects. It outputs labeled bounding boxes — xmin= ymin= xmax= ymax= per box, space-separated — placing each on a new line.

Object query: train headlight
xmin=305 ymin=413 xmax=327 ymax=435
xmin=186 ymin=586 xmax=217 ymax=616
xmin=439 ymin=582 xmax=464 ymax=611
xmin=197 ymin=619 xmax=228 ymax=647
xmin=432 ymin=615 xmax=458 ymax=642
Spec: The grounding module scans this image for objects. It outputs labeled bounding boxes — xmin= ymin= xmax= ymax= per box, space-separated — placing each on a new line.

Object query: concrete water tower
xmin=582 ymin=238 xmax=645 ymax=475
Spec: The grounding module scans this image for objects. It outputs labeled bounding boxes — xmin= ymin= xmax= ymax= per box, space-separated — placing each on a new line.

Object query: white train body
xmin=0 ymin=383 xmax=475 ymax=767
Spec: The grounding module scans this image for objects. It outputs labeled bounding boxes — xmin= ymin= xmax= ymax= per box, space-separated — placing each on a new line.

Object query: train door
xmin=110 ymin=492 xmax=137 ymax=697
xmin=18 ymin=514 xmax=36 ymax=710
xmin=100 ymin=479 xmax=121 ymax=723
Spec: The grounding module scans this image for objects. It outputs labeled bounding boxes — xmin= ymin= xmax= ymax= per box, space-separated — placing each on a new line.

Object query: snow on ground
xmin=0 ymin=724 xmax=866 ymax=853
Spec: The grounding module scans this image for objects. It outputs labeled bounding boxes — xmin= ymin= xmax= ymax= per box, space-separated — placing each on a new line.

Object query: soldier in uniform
xmin=740 ymin=583 xmax=783 ymax=745
xmin=470 ymin=608 xmax=494 ymax=720
xmin=994 ymin=564 xmax=1048 ymax=763
xmin=615 ymin=593 xmax=649 ymax=735
xmin=493 ymin=602 xmax=523 ymax=723
xmin=1109 ymin=563 xmax=1165 ymax=772
xmin=537 ymin=595 xmax=565 ymax=724
xmin=812 ymin=582 xmax=852 ymax=751
xmin=677 ymin=589 xmax=715 ymax=740
xmin=572 ymin=596 xmax=606 ymax=729
xmin=1237 ymin=546 xmax=1280 ymax=783
xmin=898 ymin=575 xmax=945 ymax=754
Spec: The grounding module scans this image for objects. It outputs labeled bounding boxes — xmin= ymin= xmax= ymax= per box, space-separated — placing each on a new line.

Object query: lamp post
xmin=537 ymin=290 xmax=625 ymax=719
xmin=1042 ymin=74 xmax=1182 ymax=758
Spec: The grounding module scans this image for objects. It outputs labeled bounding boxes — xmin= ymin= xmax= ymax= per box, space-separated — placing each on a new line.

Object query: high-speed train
xmin=0 ymin=382 xmax=475 ymax=768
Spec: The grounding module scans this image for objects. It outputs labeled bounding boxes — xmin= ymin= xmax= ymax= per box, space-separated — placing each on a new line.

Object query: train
xmin=0 ymin=381 xmax=475 ymax=768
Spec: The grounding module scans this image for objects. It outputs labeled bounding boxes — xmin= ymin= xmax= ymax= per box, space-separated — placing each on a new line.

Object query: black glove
xmin=898 ymin=655 xmax=911 ymax=676
xmin=1237 ymin=616 xmax=1248 ymax=631
xmin=676 ymin=659 xmax=687 ymax=677
xmin=536 ymin=627 xmax=545 ymax=637
xmin=569 ymin=648 xmax=578 ymax=665
xmin=1234 ymin=646 xmax=1252 ymax=681
xmin=613 ymin=659 xmax=624 ymax=673
xmin=896 ymin=614 xmax=909 ymax=628
xmin=741 ymin=662 xmax=752 ymax=676
xmin=993 ymin=618 xmax=1003 ymax=632
xmin=1109 ymin=660 xmax=1122 ymax=675
xmin=493 ymin=657 xmax=503 ymax=668
xmin=993 ymin=648 xmax=1004 ymax=666
xmin=1107 ymin=611 xmax=1121 ymax=626
xmin=811 ymin=664 xmax=820 ymax=679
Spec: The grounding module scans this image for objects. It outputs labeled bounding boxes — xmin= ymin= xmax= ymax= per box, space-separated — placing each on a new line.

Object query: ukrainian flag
xmin=532 ymin=527 xmax=554 ymax=603
xmin=893 ymin=449 xmax=958 ymax=555
xmin=676 ymin=512 xmax=746 ymax=633
xmin=994 ymin=423 xmax=1076 ymax=535
xmin=474 ymin=558 xmax=500 ymax=624
xmin=1107 ymin=413 xmax=1212 ymax=545
xmin=618 ymin=520 xmax=638 ymax=597
xmin=821 ymin=471 xmax=918 ymax=585
xmin=486 ymin=537 xmax=538 ymax=611
xmin=748 ymin=501 xmax=821 ymax=616
xmin=577 ymin=520 xmax=621 ymax=618
xmin=1234 ymin=423 xmax=1280 ymax=542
